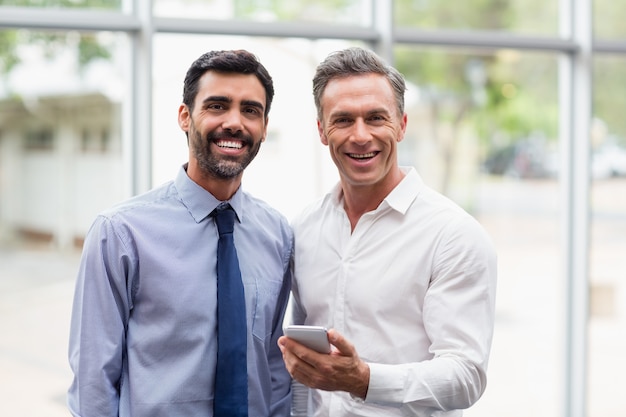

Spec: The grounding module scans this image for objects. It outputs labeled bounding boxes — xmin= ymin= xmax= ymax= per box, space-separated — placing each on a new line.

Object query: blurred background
xmin=0 ymin=1 xmax=624 ymax=416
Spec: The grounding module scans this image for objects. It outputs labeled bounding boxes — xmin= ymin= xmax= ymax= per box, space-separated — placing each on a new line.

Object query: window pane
xmin=593 ymin=0 xmax=626 ymax=39
xmin=394 ymin=46 xmax=562 ymax=416
xmin=394 ymin=0 xmax=558 ymax=35
xmin=588 ymin=55 xmax=626 ymax=417
xmin=153 ymin=0 xmax=370 ymax=25
xmin=0 ymin=29 xmax=129 ymax=416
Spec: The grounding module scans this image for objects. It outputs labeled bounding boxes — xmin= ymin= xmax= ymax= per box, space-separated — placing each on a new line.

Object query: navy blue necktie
xmin=213 ymin=204 xmax=248 ymax=417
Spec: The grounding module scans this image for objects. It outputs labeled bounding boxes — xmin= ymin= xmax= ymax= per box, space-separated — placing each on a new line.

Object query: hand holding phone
xmin=283 ymin=325 xmax=331 ymax=354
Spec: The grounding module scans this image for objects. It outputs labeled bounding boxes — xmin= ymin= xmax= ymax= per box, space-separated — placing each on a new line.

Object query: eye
xmin=368 ymin=114 xmax=386 ymax=125
xmin=243 ymin=106 xmax=261 ymax=116
xmin=207 ymin=103 xmax=226 ymax=111
xmin=333 ymin=117 xmax=352 ymax=126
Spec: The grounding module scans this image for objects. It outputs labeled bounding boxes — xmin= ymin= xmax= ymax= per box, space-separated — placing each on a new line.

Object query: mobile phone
xmin=283 ymin=325 xmax=331 ymax=354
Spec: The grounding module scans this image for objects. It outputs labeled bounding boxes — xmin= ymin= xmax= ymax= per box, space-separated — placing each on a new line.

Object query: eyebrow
xmin=329 ymin=108 xmax=390 ymax=119
xmin=202 ymin=95 xmax=264 ymax=112
xmin=242 ymin=99 xmax=265 ymax=112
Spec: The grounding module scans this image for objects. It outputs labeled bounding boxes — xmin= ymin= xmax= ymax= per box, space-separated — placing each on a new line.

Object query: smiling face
xmin=178 ymin=71 xmax=267 ymax=196
xmin=318 ymin=73 xmax=407 ymax=196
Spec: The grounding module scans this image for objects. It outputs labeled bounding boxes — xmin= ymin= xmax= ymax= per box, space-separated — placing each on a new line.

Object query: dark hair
xmin=182 ymin=49 xmax=274 ymax=117
xmin=312 ymin=47 xmax=406 ymax=120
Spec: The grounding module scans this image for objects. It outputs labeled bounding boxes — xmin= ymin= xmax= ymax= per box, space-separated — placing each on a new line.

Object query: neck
xmin=186 ymin=161 xmax=242 ymax=201
xmin=341 ymin=169 xmax=405 ymax=232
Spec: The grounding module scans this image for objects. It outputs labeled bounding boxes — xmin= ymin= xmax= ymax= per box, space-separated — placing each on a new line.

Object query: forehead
xmin=194 ymin=71 xmax=266 ymax=105
xmin=321 ymin=73 xmax=396 ymax=114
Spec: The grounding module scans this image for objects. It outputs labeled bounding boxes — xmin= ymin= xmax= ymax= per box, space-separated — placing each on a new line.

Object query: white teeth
xmin=217 ymin=140 xmax=242 ymax=149
xmin=349 ymin=152 xmax=376 ymax=159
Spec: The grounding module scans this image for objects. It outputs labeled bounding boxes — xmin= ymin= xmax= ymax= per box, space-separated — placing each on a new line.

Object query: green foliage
xmin=394 ymin=0 xmax=513 ymax=31
xmin=0 ymin=31 xmax=19 ymax=73
xmin=394 ymin=0 xmax=559 ymax=149
xmin=77 ymin=34 xmax=111 ymax=66
xmin=395 ymin=45 xmax=559 ymax=147
xmin=233 ymin=0 xmax=354 ymax=21
xmin=0 ymin=1 xmax=117 ymax=76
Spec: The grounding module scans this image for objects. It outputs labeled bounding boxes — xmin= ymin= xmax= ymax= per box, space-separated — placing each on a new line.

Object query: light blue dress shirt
xmin=68 ymin=165 xmax=293 ymax=417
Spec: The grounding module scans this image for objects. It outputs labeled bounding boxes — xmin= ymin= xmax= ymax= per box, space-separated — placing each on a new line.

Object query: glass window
xmin=153 ymin=0 xmax=370 ymax=25
xmin=593 ymin=0 xmax=626 ymax=39
xmin=0 ymin=30 xmax=129 ymax=416
xmin=588 ymin=55 xmax=626 ymax=417
xmin=394 ymin=46 xmax=562 ymax=416
xmin=394 ymin=0 xmax=559 ymax=35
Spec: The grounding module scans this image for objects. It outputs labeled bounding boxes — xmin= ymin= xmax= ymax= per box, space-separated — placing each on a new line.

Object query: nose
xmin=221 ymin=109 xmax=243 ymax=133
xmin=349 ymin=119 xmax=371 ymax=145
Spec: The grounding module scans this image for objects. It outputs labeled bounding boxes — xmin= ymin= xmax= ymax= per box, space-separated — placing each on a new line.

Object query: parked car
xmin=483 ymin=138 xmax=557 ymax=179
xmin=592 ymin=143 xmax=626 ymax=179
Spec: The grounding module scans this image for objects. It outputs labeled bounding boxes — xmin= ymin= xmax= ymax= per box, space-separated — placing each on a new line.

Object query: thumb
xmin=327 ymin=328 xmax=356 ymax=356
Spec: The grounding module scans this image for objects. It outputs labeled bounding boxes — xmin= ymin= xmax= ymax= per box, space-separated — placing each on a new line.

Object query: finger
xmin=280 ymin=335 xmax=325 ymax=368
xmin=326 ymin=329 xmax=356 ymax=357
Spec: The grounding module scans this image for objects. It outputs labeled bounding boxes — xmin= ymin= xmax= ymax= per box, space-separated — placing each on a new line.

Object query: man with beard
xmin=68 ymin=50 xmax=292 ymax=417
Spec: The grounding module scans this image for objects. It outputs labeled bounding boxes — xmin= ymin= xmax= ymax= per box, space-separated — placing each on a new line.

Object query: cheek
xmin=321 ymin=126 xmax=339 ymax=145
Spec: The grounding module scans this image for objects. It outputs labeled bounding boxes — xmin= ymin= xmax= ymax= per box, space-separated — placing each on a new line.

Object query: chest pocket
xmin=249 ymin=276 xmax=283 ymax=340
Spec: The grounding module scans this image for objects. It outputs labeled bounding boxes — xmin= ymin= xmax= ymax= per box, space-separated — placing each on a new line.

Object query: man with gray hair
xmin=279 ymin=47 xmax=497 ymax=416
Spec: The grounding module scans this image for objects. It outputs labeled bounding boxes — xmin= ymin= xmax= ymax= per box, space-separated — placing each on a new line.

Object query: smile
xmin=216 ymin=140 xmax=243 ymax=149
xmin=348 ymin=152 xmax=377 ymax=159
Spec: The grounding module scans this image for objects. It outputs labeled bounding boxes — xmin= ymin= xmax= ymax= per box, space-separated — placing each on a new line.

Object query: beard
xmin=191 ymin=128 xmax=262 ymax=180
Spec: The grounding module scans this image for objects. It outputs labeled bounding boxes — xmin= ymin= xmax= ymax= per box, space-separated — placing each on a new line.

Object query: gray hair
xmin=312 ymin=47 xmax=407 ymax=120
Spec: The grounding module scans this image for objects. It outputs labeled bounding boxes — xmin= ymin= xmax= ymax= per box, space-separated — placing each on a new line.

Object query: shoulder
xmin=291 ymin=195 xmax=330 ymax=231
xmin=411 ymin=185 xmax=495 ymax=251
xmin=242 ymin=192 xmax=292 ymax=236
xmin=99 ymin=181 xmax=178 ymax=220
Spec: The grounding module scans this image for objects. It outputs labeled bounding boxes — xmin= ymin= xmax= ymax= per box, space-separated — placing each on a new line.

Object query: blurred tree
xmin=394 ymin=0 xmax=514 ymax=31
xmin=0 ymin=0 xmax=118 ymax=76
xmin=0 ymin=30 xmax=19 ymax=74
xmin=394 ymin=0 xmax=559 ymax=193
xmin=233 ymin=0 xmax=356 ymax=22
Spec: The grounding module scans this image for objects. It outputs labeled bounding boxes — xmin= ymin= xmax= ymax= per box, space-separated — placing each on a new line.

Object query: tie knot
xmin=214 ymin=204 xmax=235 ymax=236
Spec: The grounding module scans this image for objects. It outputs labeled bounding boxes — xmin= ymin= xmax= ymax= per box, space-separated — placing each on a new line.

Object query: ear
xmin=261 ymin=116 xmax=269 ymax=142
xmin=317 ymin=119 xmax=328 ymax=146
xmin=178 ymin=104 xmax=190 ymax=132
xmin=397 ymin=113 xmax=408 ymax=143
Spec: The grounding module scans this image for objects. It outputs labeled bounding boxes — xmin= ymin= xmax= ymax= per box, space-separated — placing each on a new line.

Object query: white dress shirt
xmin=290 ymin=167 xmax=497 ymax=417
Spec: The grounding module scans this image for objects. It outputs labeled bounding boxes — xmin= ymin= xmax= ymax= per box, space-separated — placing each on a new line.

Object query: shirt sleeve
xmin=365 ymin=216 xmax=497 ymax=413
xmin=68 ymin=215 xmax=134 ymax=417
xmin=285 ymin=251 xmax=311 ymax=416
xmin=268 ymin=232 xmax=295 ymax=417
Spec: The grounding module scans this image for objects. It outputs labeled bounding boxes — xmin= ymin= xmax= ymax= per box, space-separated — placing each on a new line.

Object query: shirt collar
xmin=384 ymin=167 xmax=423 ymax=215
xmin=174 ymin=164 xmax=244 ymax=224
xmin=328 ymin=166 xmax=423 ymax=216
